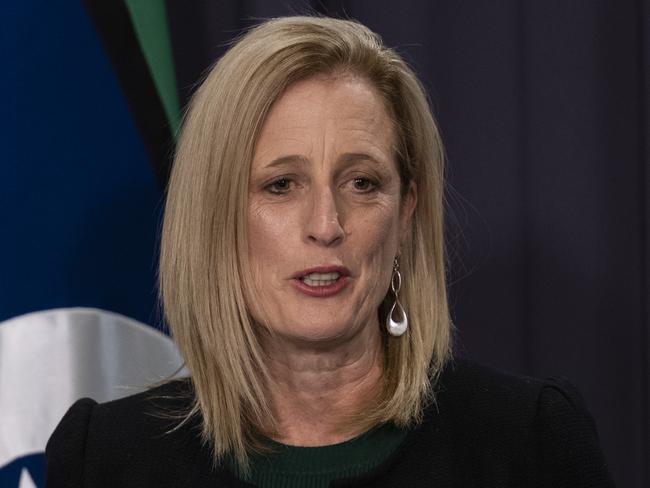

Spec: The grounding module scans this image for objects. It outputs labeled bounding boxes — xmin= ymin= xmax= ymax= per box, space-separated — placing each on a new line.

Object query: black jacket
xmin=45 ymin=360 xmax=615 ymax=487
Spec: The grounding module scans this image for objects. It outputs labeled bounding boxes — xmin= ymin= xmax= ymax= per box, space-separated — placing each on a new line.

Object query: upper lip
xmin=292 ymin=265 xmax=351 ymax=279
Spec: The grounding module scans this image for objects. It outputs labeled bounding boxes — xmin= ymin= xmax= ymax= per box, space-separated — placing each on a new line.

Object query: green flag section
xmin=82 ymin=0 xmax=178 ymax=189
xmin=125 ymin=0 xmax=181 ymax=137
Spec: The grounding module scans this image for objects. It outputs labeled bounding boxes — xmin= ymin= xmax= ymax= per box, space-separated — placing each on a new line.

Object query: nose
xmin=304 ymin=185 xmax=344 ymax=246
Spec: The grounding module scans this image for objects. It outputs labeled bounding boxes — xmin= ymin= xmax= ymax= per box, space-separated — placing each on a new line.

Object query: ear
xmin=399 ymin=180 xmax=417 ymax=246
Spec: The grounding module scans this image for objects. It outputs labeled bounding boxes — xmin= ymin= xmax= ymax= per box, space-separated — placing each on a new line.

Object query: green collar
xmin=225 ymin=423 xmax=407 ymax=487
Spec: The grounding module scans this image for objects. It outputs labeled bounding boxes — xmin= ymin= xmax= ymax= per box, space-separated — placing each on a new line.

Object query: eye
xmin=351 ymin=176 xmax=377 ymax=192
xmin=266 ymin=177 xmax=293 ymax=195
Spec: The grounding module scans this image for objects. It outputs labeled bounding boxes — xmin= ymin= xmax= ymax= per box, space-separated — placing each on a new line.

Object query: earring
xmin=386 ymin=257 xmax=408 ymax=336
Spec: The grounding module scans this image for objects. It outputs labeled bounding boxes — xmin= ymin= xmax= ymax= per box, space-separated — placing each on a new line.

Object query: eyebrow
xmin=263 ymin=154 xmax=310 ymax=169
xmin=338 ymin=152 xmax=390 ymax=167
xmin=262 ymin=152 xmax=389 ymax=169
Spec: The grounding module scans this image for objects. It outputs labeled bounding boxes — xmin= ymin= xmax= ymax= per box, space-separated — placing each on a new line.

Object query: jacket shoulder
xmin=534 ymin=377 xmax=614 ymax=486
xmin=46 ymin=398 xmax=97 ymax=488
xmin=435 ymin=359 xmax=544 ymax=432
xmin=425 ymin=359 xmax=614 ymax=486
xmin=46 ymin=379 xmax=218 ymax=487
xmin=89 ymin=377 xmax=196 ymax=432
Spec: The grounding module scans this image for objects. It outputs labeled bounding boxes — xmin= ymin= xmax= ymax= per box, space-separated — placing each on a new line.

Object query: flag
xmin=0 ymin=1 xmax=182 ymax=486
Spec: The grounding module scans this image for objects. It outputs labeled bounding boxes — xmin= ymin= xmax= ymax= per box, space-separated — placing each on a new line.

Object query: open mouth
xmin=292 ymin=266 xmax=350 ymax=297
xmin=300 ymin=272 xmax=341 ymax=287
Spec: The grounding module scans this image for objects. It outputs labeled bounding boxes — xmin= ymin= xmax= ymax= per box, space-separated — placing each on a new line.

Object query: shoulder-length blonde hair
xmin=159 ymin=15 xmax=450 ymax=469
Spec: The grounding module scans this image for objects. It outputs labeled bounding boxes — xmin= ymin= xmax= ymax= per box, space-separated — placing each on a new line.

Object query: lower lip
xmin=292 ymin=276 xmax=349 ymax=297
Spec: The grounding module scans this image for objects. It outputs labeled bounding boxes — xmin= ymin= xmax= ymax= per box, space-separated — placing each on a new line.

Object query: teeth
xmin=304 ymin=272 xmax=340 ymax=280
xmin=302 ymin=278 xmax=337 ymax=287
xmin=301 ymin=272 xmax=340 ymax=287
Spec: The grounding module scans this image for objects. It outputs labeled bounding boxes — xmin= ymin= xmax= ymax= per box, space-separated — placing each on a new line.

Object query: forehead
xmin=252 ymin=74 xmax=396 ymax=164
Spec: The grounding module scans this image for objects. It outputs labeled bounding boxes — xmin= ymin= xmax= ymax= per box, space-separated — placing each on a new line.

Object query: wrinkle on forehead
xmin=251 ymin=74 xmax=397 ymax=173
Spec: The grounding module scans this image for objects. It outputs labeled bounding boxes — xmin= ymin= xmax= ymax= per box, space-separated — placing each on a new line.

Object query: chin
xmin=279 ymin=321 xmax=356 ymax=345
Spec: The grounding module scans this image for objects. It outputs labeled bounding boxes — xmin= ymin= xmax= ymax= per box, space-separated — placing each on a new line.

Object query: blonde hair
xmin=159 ymin=16 xmax=450 ymax=469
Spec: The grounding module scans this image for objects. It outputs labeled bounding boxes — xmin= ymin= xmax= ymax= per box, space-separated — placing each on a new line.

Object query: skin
xmin=247 ymin=73 xmax=416 ymax=446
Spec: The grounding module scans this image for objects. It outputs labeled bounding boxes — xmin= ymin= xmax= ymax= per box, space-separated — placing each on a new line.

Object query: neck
xmin=261 ymin=322 xmax=384 ymax=446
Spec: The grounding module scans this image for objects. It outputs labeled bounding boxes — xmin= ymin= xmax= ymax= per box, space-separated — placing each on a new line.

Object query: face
xmin=247 ymin=74 xmax=416 ymax=345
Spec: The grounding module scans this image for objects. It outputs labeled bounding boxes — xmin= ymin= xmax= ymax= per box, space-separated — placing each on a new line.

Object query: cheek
xmin=247 ymin=202 xmax=296 ymax=324
xmin=248 ymin=206 xmax=283 ymax=261
xmin=348 ymin=204 xmax=401 ymax=281
xmin=247 ymin=202 xmax=291 ymax=267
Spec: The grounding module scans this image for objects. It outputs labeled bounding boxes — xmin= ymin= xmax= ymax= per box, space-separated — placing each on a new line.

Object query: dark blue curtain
xmin=164 ymin=1 xmax=649 ymax=486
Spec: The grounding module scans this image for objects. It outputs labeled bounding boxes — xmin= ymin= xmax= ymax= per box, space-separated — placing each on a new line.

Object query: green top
xmin=224 ymin=423 xmax=408 ymax=488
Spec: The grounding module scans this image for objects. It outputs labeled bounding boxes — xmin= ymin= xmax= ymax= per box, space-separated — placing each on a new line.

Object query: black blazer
xmin=45 ymin=360 xmax=615 ymax=487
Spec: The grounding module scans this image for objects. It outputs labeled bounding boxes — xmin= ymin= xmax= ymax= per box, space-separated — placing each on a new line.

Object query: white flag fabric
xmin=0 ymin=308 xmax=184 ymax=472
xmin=18 ymin=469 xmax=37 ymax=488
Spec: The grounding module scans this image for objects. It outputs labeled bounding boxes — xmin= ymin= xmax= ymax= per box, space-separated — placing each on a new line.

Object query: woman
xmin=46 ymin=16 xmax=613 ymax=487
